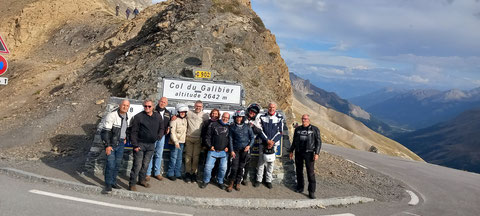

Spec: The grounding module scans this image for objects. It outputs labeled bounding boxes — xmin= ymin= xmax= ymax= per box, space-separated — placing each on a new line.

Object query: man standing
xmin=184 ymin=100 xmax=209 ymax=183
xmin=125 ymin=8 xmax=131 ymax=19
xmin=115 ymin=5 xmax=120 ymax=16
xmin=146 ymin=97 xmax=171 ymax=181
xmin=289 ymin=114 xmax=322 ymax=199
xmin=200 ymin=112 xmax=230 ymax=190
xmin=133 ymin=8 xmax=139 ymax=18
xmin=241 ymin=103 xmax=262 ymax=185
xmin=101 ymin=99 xmax=130 ymax=192
xmin=254 ymin=102 xmax=284 ymax=189
xmin=227 ymin=110 xmax=255 ymax=192
xmin=128 ymin=99 xmax=164 ymax=191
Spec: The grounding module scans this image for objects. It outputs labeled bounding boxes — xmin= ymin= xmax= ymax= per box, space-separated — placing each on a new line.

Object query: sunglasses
xmin=144 ymin=105 xmax=152 ymax=108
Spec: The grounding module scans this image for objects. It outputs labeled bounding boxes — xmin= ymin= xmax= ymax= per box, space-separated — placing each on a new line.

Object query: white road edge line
xmin=323 ymin=214 xmax=355 ymax=216
xmin=406 ymin=190 xmax=419 ymax=206
xmin=345 ymin=159 xmax=368 ymax=169
xmin=29 ymin=189 xmax=192 ymax=216
xmin=403 ymin=212 xmax=421 ymax=216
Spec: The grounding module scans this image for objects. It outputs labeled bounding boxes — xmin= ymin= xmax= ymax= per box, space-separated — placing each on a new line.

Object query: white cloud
xmin=282 ymin=49 xmax=376 ymax=68
xmin=251 ymin=0 xmax=480 ymax=91
xmin=404 ymin=75 xmax=430 ymax=84
xmin=330 ymin=41 xmax=349 ymax=51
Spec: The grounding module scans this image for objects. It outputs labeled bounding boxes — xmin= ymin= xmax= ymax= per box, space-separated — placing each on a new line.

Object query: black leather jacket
xmin=289 ymin=125 xmax=322 ymax=155
xmin=205 ymin=120 xmax=230 ymax=151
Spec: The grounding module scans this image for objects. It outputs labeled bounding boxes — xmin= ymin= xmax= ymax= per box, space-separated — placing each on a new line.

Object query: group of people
xmin=101 ymin=98 xmax=322 ymax=199
xmin=116 ymin=5 xmax=139 ymax=19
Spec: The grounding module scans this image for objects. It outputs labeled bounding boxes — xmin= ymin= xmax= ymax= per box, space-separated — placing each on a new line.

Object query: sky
xmin=250 ymin=0 xmax=480 ymax=98
xmin=151 ymin=0 xmax=480 ymax=98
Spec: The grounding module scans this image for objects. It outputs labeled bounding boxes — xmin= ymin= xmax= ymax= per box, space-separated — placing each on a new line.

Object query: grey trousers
xmin=256 ymin=145 xmax=275 ymax=183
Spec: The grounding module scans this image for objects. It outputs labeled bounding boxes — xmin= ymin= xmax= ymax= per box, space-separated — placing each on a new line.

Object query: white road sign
xmin=0 ymin=77 xmax=7 ymax=85
xmin=162 ymin=78 xmax=242 ymax=105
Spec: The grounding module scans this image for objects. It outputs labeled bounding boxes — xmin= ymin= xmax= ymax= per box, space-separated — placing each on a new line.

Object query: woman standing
xmin=167 ymin=104 xmax=188 ymax=181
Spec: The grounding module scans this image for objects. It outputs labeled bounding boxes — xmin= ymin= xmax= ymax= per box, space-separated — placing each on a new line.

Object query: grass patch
xmin=211 ymin=0 xmax=242 ymax=15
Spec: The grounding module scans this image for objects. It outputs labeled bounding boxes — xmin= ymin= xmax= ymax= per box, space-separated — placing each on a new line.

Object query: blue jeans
xmin=167 ymin=143 xmax=184 ymax=177
xmin=147 ymin=136 xmax=167 ymax=176
xmin=104 ymin=141 xmax=125 ymax=186
xmin=203 ymin=151 xmax=228 ymax=184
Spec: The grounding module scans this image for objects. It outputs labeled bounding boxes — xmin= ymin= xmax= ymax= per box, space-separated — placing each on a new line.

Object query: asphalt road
xmin=1 ymin=144 xmax=479 ymax=216
xmin=323 ymin=144 xmax=480 ymax=216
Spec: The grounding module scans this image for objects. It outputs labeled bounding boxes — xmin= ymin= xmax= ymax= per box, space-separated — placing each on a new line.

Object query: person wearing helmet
xmin=245 ymin=103 xmax=263 ymax=134
xmin=226 ymin=110 xmax=255 ymax=192
xmin=241 ymin=103 xmax=263 ymax=186
xmin=254 ymin=102 xmax=284 ymax=189
xmin=167 ymin=104 xmax=188 ymax=181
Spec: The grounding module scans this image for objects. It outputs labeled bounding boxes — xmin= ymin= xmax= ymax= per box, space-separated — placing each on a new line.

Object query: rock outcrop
xmin=95 ymin=0 xmax=293 ymax=120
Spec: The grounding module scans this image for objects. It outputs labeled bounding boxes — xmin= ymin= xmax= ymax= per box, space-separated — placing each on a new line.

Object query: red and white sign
xmin=0 ymin=55 xmax=7 ymax=76
xmin=0 ymin=35 xmax=8 ymax=54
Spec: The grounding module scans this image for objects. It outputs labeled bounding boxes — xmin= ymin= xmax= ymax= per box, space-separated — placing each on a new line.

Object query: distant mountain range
xmin=350 ymin=87 xmax=480 ymax=130
xmin=396 ymin=108 xmax=480 ymax=173
xmin=290 ymin=73 xmax=400 ymax=136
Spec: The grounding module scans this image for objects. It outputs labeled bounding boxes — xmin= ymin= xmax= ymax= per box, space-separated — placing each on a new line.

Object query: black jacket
xmin=130 ymin=111 xmax=164 ymax=147
xmin=289 ymin=124 xmax=322 ymax=155
xmin=155 ymin=104 xmax=172 ymax=136
xmin=201 ymin=119 xmax=216 ymax=147
xmin=205 ymin=120 xmax=230 ymax=151
xmin=101 ymin=110 xmax=130 ymax=147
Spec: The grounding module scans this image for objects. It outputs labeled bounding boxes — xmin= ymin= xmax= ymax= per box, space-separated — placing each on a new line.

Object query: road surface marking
xmin=322 ymin=214 xmax=355 ymax=216
xmin=403 ymin=212 xmax=421 ymax=216
xmin=345 ymin=159 xmax=368 ymax=169
xmin=29 ymin=189 xmax=192 ymax=216
xmin=406 ymin=190 xmax=419 ymax=206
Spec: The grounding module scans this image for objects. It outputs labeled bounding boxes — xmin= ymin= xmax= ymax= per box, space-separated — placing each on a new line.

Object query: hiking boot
xmin=241 ymin=180 xmax=248 ymax=186
xmin=253 ymin=181 xmax=260 ymax=187
xmin=191 ymin=174 xmax=197 ymax=183
xmin=234 ymin=184 xmax=240 ymax=191
xmin=138 ymin=180 xmax=150 ymax=188
xmin=219 ymin=183 xmax=226 ymax=190
xmin=265 ymin=182 xmax=273 ymax=189
xmin=154 ymin=175 xmax=163 ymax=181
xmin=295 ymin=187 xmax=304 ymax=193
xmin=105 ymin=185 xmax=112 ymax=192
xmin=111 ymin=184 xmax=121 ymax=189
xmin=226 ymin=181 xmax=234 ymax=192
xmin=128 ymin=185 xmax=137 ymax=191
xmin=167 ymin=176 xmax=177 ymax=181
xmin=184 ymin=173 xmax=191 ymax=183
xmin=309 ymin=192 xmax=316 ymax=199
xmin=199 ymin=182 xmax=208 ymax=189
xmin=146 ymin=175 xmax=151 ymax=181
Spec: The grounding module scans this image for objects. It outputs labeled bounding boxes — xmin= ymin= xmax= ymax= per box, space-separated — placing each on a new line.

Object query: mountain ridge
xmin=352 ymin=87 xmax=480 ymax=129
xmin=397 ymin=107 xmax=480 ymax=173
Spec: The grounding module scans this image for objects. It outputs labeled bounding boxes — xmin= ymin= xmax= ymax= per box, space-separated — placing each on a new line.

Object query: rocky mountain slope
xmin=0 ymin=0 xmax=293 ymax=161
xmin=351 ymin=88 xmax=480 ymax=130
xmin=290 ymin=73 xmax=401 ymax=136
xmin=397 ymin=108 xmax=480 ymax=173
xmin=292 ymin=90 xmax=423 ymax=162
xmin=0 ymin=0 xmax=423 ymax=167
